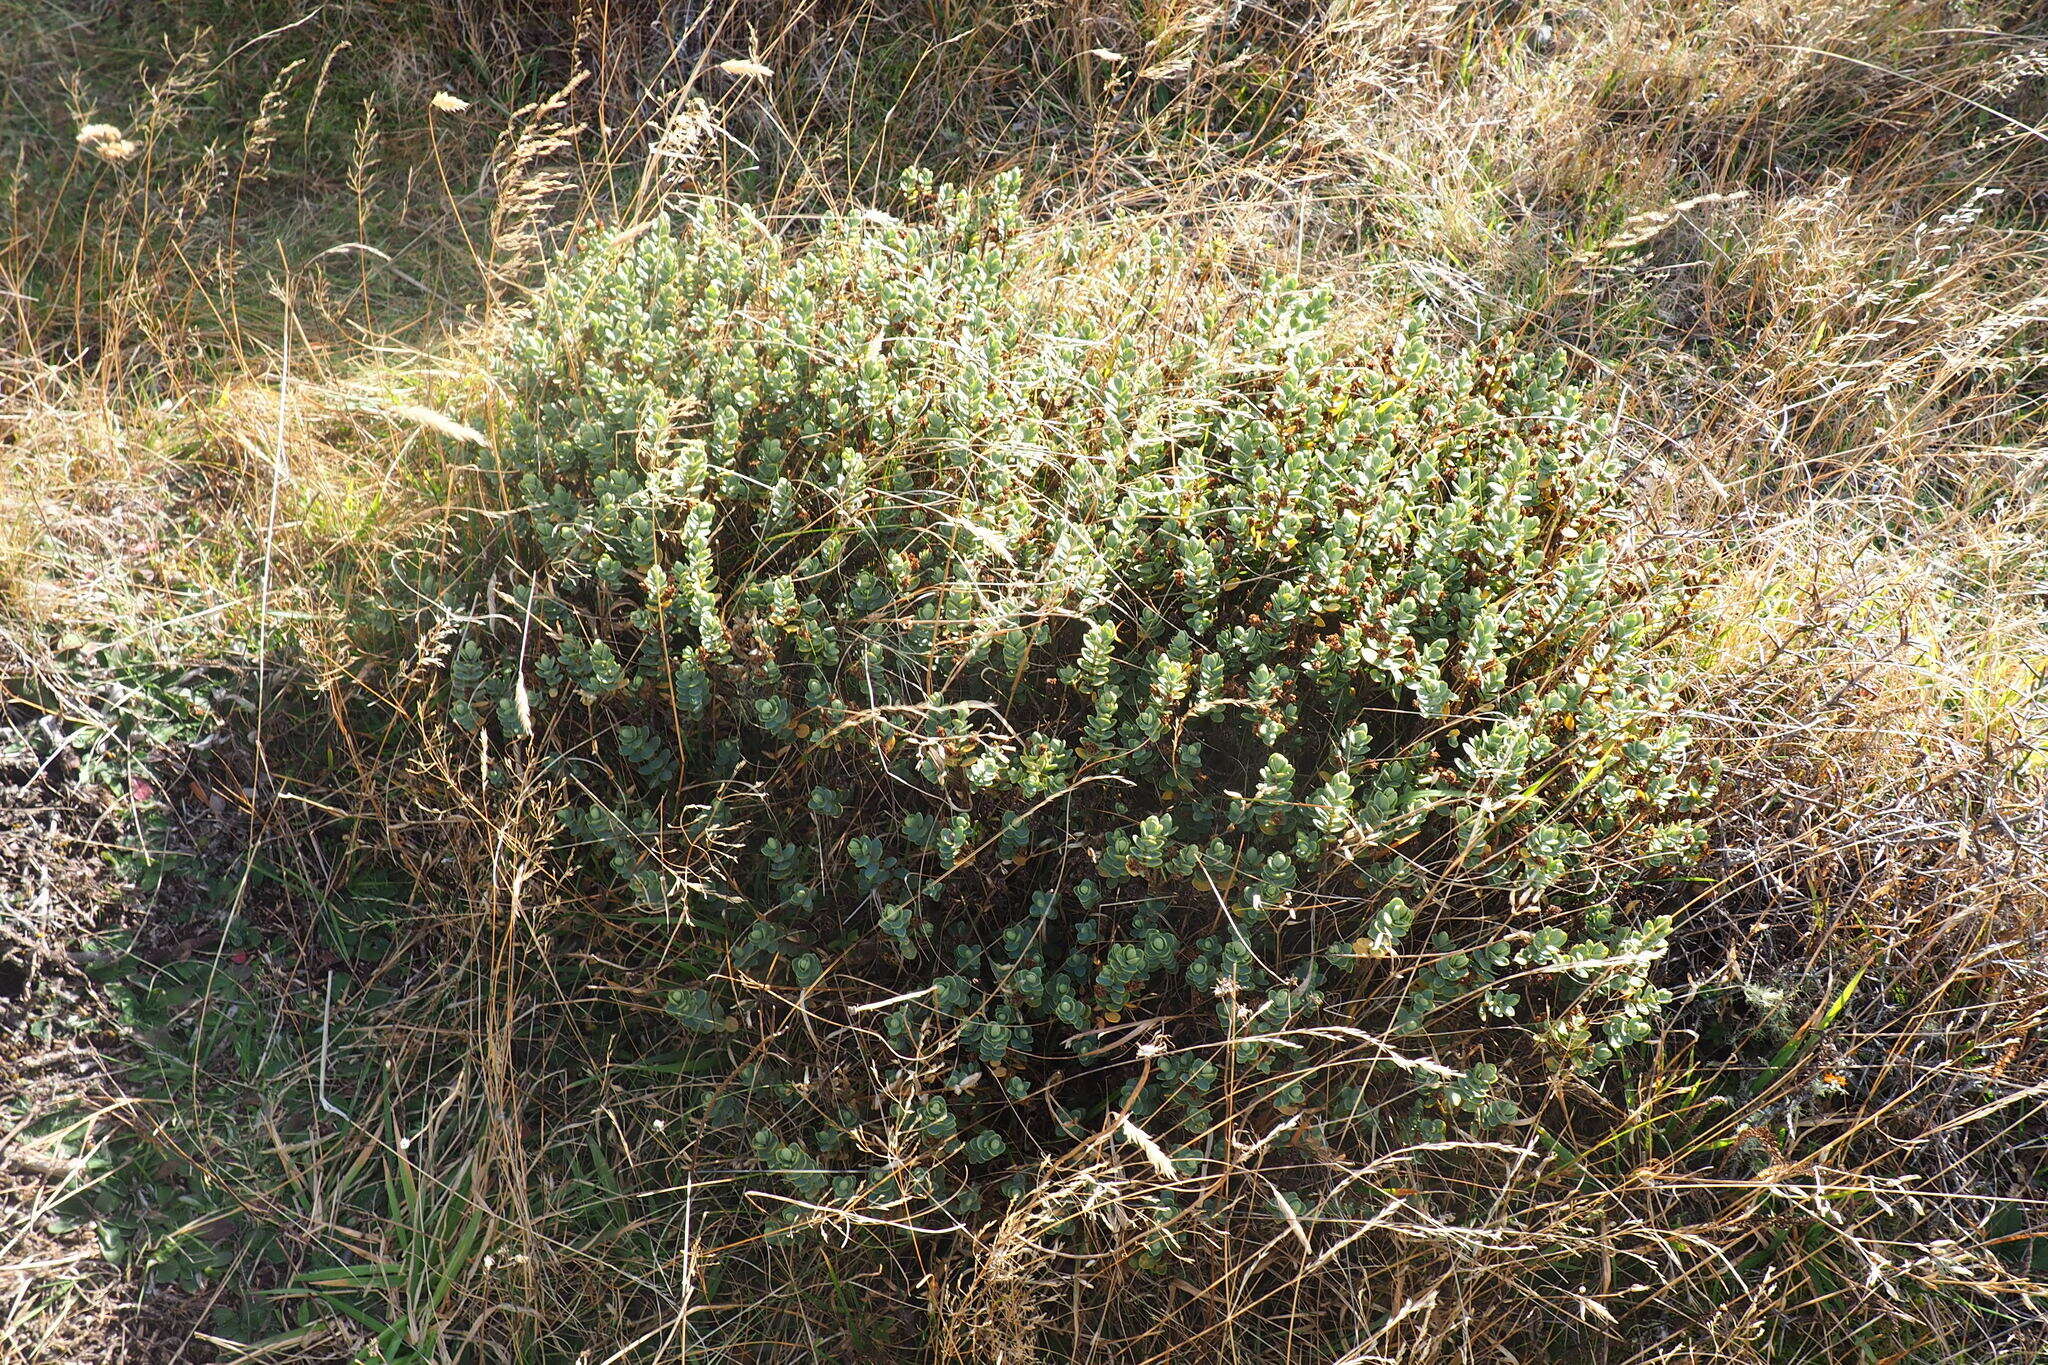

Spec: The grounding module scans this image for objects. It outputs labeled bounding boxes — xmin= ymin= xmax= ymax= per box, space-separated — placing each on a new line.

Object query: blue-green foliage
xmin=452 ymin=174 xmax=1709 ymax=1234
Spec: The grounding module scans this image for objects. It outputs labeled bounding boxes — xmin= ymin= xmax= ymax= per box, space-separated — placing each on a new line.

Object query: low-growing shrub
xmin=445 ymin=175 xmax=1710 ymax=1249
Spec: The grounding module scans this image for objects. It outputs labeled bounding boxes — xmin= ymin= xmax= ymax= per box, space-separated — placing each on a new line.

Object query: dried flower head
xmin=75 ymin=122 xmax=138 ymax=163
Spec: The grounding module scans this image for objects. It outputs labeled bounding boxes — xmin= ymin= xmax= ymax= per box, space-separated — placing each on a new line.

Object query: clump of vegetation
xmin=5 ymin=1 xmax=2047 ymax=1360
xmin=445 ymin=174 xmax=1709 ymax=1242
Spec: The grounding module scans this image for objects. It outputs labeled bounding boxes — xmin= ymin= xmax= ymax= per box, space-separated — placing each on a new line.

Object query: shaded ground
xmin=0 ymin=639 xmax=327 ymax=1363
xmin=0 ymin=690 xmax=190 ymax=1362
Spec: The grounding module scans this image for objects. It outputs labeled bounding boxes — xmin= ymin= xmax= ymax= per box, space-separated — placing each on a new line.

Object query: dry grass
xmin=1 ymin=1 xmax=2045 ymax=1361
